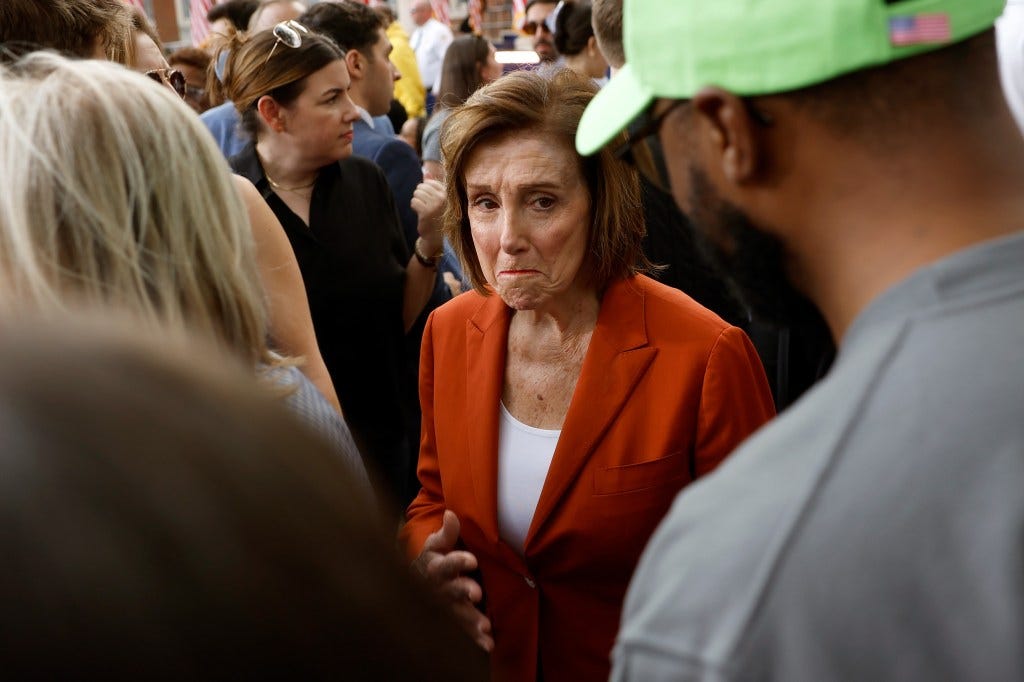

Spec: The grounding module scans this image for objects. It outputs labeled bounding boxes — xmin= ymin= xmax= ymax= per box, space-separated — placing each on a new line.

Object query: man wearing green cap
xmin=578 ymin=0 xmax=1024 ymax=679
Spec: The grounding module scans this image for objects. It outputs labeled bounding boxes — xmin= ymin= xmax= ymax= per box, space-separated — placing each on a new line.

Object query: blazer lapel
xmin=525 ymin=278 xmax=657 ymax=548
xmin=464 ymin=291 xmax=511 ymax=545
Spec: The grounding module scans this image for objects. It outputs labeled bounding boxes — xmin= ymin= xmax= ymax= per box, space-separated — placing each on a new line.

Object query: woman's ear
xmin=587 ymin=35 xmax=599 ymax=58
xmin=256 ymin=95 xmax=286 ymax=134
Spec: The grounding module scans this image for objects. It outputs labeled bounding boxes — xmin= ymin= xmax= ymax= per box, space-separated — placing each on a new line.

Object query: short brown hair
xmin=441 ymin=68 xmax=644 ymax=293
xmin=591 ymin=0 xmax=624 ymax=68
xmin=168 ymin=46 xmax=211 ymax=73
xmin=0 ymin=0 xmax=131 ymax=63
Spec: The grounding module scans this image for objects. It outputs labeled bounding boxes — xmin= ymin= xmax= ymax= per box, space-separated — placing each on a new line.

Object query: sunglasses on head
xmin=146 ymin=68 xmax=186 ymax=99
xmin=264 ymin=20 xmax=309 ymax=65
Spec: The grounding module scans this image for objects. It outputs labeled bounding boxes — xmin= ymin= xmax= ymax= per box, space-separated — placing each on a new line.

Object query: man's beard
xmin=686 ymin=166 xmax=825 ymax=331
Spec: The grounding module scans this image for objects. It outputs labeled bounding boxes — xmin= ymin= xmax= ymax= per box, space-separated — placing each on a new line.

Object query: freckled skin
xmin=464 ymin=132 xmax=592 ymax=314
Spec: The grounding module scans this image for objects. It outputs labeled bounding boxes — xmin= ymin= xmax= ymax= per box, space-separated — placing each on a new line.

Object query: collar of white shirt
xmin=355 ymin=105 xmax=375 ymax=130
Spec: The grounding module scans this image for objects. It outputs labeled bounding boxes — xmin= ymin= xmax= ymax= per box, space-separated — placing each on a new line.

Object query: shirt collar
xmin=355 ymin=105 xmax=375 ymax=130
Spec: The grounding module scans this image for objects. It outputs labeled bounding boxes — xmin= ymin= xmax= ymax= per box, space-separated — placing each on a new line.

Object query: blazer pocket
xmin=593 ymin=452 xmax=690 ymax=496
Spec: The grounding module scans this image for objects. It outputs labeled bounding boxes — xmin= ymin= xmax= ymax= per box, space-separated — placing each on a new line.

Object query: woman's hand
xmin=411 ymin=179 xmax=445 ymax=254
xmin=414 ymin=510 xmax=494 ymax=652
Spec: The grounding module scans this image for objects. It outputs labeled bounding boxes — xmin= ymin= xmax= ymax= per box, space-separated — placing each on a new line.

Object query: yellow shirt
xmin=388 ymin=21 xmax=426 ymax=119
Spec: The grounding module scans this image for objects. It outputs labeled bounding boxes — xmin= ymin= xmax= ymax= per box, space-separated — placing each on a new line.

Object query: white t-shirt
xmin=496 ymin=402 xmax=560 ymax=552
xmin=410 ymin=17 xmax=453 ymax=89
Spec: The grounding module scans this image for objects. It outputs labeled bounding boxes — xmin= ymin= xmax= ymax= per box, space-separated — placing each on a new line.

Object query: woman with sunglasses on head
xmin=221 ymin=22 xmax=445 ymax=509
xmin=120 ymin=10 xmax=342 ymax=416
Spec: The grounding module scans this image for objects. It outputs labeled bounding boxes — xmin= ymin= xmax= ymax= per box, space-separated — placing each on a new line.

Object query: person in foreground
xmin=576 ymin=0 xmax=1024 ymax=679
xmin=401 ymin=69 xmax=775 ymax=681
xmin=0 ymin=53 xmax=363 ymax=484
xmin=0 ymin=316 xmax=487 ymax=680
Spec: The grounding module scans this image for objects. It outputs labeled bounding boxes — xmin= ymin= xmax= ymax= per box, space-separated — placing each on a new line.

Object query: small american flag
xmin=889 ymin=13 xmax=951 ymax=47
xmin=191 ymin=0 xmax=214 ymax=47
xmin=430 ymin=0 xmax=450 ymax=27
xmin=469 ymin=0 xmax=484 ymax=34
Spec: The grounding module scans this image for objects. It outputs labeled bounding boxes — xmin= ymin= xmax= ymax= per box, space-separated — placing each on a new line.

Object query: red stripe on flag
xmin=512 ymin=0 xmax=527 ymax=31
xmin=430 ymin=0 xmax=450 ymax=26
xmin=191 ymin=0 xmax=214 ymax=47
xmin=469 ymin=0 xmax=484 ymax=34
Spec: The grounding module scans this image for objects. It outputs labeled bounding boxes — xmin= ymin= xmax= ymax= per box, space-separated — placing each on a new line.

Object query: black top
xmin=639 ymin=179 xmax=834 ymax=411
xmin=231 ymin=144 xmax=413 ymax=500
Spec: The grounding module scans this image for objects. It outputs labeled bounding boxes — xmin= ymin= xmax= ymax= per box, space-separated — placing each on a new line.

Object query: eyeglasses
xmin=146 ymin=68 xmax=186 ymax=99
xmin=520 ymin=21 xmax=551 ymax=36
xmin=613 ymin=100 xmax=688 ymax=194
xmin=614 ymin=99 xmax=773 ymax=194
xmin=264 ymin=20 xmax=309 ymax=65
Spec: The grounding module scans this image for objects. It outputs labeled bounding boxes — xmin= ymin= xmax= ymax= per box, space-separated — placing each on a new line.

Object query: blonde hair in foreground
xmin=0 ymin=53 xmax=274 ymax=367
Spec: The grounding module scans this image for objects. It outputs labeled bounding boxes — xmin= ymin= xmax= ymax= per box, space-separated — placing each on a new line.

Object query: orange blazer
xmin=401 ymin=275 xmax=775 ymax=681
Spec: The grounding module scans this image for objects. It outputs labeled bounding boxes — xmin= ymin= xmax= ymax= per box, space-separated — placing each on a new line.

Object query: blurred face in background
xmin=360 ymin=29 xmax=401 ymax=116
xmin=480 ymin=44 xmax=503 ymax=83
xmin=171 ymin=60 xmax=211 ymax=113
xmin=249 ymin=1 xmax=307 ymax=33
xmin=410 ymin=2 xmax=431 ymax=27
xmin=524 ymin=2 xmax=557 ymax=62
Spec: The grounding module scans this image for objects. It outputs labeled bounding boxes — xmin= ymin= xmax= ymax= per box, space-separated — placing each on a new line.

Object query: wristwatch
xmin=414 ymin=237 xmax=442 ymax=268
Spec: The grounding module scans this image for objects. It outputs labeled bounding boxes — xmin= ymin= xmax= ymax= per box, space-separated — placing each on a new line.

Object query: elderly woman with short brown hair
xmin=400 ymin=69 xmax=776 ymax=681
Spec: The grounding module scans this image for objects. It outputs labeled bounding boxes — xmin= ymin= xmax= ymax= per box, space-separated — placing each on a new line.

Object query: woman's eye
xmin=534 ymin=197 xmax=555 ymax=209
xmin=472 ymin=197 xmax=497 ymax=210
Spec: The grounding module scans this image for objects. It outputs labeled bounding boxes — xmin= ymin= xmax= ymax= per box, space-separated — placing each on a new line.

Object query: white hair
xmin=0 ymin=52 xmax=274 ymax=367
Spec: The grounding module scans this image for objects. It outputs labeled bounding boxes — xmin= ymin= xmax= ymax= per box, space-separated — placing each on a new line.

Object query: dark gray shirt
xmin=613 ymin=232 xmax=1024 ymax=681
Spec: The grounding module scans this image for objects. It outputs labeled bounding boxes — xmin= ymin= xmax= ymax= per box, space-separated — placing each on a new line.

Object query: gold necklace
xmin=264 ymin=168 xmax=316 ymax=193
xmin=257 ymin=151 xmax=316 ymax=192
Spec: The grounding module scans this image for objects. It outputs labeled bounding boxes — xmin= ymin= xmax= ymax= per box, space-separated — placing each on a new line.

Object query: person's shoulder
xmin=428 ymin=289 xmax=496 ymax=332
xmin=351 ymin=123 xmax=387 ymax=157
xmin=429 ymin=17 xmax=453 ymax=38
xmin=372 ymin=135 xmax=422 ymax=172
xmin=200 ymin=101 xmax=236 ymax=126
xmin=338 ymin=154 xmax=390 ymax=186
xmin=628 ymin=274 xmax=738 ymax=342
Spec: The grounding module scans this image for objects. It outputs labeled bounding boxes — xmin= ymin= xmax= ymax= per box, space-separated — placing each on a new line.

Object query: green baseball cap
xmin=577 ymin=0 xmax=1005 ymax=156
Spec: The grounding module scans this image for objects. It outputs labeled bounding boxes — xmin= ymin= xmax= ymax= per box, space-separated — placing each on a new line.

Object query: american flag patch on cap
xmin=889 ymin=13 xmax=952 ymax=47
